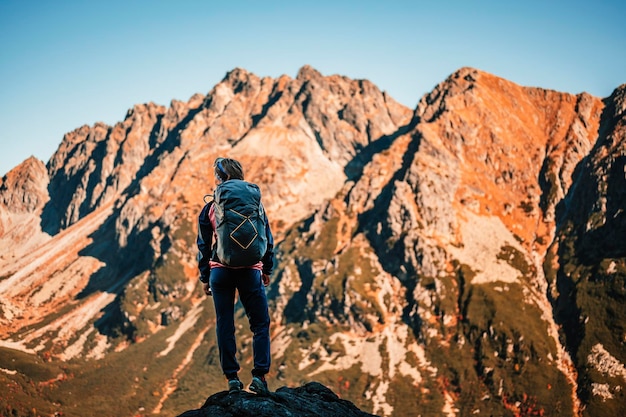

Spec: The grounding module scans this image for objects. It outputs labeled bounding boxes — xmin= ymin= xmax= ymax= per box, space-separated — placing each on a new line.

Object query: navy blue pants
xmin=210 ymin=267 xmax=271 ymax=378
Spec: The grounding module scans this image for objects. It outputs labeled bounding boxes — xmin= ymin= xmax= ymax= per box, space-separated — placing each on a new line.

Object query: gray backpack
xmin=213 ymin=179 xmax=268 ymax=266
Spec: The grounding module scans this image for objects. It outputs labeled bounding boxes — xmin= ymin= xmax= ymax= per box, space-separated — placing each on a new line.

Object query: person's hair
xmin=214 ymin=157 xmax=244 ymax=181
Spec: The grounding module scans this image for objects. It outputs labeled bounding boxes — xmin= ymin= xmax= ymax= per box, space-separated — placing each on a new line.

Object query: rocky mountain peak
xmin=0 ymin=156 xmax=50 ymax=265
xmin=220 ymin=67 xmax=265 ymax=97
xmin=606 ymin=83 xmax=626 ymax=121
xmin=0 ymin=156 xmax=48 ymax=213
xmin=296 ymin=64 xmax=323 ymax=82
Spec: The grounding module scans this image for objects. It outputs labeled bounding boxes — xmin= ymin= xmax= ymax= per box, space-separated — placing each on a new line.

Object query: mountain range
xmin=0 ymin=65 xmax=624 ymax=417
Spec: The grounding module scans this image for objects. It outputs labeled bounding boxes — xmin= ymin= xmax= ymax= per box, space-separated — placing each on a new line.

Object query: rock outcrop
xmin=178 ymin=382 xmax=378 ymax=417
xmin=0 ymin=156 xmax=50 ymax=262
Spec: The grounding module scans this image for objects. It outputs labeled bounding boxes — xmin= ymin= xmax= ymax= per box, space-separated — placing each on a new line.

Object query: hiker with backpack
xmin=197 ymin=157 xmax=275 ymax=394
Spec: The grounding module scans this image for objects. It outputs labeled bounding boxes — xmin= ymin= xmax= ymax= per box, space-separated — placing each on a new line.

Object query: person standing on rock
xmin=197 ymin=157 xmax=274 ymax=394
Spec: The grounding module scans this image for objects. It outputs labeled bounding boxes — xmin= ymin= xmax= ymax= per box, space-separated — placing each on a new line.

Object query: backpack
xmin=212 ymin=179 xmax=268 ymax=267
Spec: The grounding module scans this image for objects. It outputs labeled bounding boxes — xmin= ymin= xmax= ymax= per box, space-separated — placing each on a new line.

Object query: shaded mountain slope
xmin=546 ymin=85 xmax=626 ymax=415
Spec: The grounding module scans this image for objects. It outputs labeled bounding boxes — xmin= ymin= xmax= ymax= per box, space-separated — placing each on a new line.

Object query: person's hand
xmin=203 ymin=282 xmax=212 ymax=296
xmin=261 ymin=273 xmax=270 ymax=287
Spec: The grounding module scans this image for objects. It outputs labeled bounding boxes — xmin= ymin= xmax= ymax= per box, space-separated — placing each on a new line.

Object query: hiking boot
xmin=249 ymin=375 xmax=269 ymax=395
xmin=228 ymin=378 xmax=244 ymax=393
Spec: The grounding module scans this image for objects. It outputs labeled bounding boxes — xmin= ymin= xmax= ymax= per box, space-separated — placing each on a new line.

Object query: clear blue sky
xmin=1 ymin=0 xmax=624 ymax=177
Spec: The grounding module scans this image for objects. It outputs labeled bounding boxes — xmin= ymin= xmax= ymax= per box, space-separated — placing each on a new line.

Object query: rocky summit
xmin=177 ymin=382 xmax=377 ymax=417
xmin=0 ymin=65 xmax=624 ymax=417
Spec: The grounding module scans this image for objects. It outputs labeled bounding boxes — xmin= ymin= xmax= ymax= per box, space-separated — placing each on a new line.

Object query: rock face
xmin=177 ymin=382 xmax=377 ymax=417
xmin=0 ymin=66 xmax=624 ymax=417
xmin=0 ymin=156 xmax=50 ymax=256
xmin=546 ymin=84 xmax=626 ymax=414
